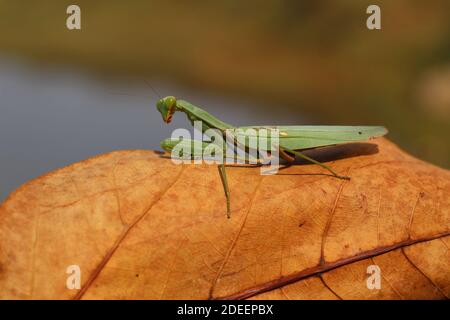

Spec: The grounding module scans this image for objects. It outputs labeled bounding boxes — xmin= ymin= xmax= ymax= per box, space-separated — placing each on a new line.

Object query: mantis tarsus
xmin=156 ymin=96 xmax=388 ymax=218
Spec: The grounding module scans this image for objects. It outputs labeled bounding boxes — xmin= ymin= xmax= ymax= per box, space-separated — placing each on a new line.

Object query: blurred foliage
xmin=0 ymin=0 xmax=449 ymax=167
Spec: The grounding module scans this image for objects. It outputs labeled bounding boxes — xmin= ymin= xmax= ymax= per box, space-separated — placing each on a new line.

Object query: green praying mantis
xmin=156 ymin=96 xmax=388 ymax=218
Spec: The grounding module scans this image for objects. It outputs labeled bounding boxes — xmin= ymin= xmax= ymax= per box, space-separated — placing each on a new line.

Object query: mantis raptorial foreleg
xmin=217 ymin=162 xmax=231 ymax=218
xmin=282 ymin=147 xmax=350 ymax=180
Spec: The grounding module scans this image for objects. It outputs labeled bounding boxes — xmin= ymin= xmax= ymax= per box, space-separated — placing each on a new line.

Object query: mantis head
xmin=156 ymin=96 xmax=177 ymax=124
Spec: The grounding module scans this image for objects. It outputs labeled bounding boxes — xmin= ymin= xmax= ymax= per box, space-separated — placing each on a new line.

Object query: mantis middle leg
xmin=217 ymin=162 xmax=231 ymax=218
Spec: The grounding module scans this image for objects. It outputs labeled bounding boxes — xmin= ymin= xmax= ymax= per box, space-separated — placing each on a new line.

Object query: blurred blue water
xmin=0 ymin=57 xmax=308 ymax=201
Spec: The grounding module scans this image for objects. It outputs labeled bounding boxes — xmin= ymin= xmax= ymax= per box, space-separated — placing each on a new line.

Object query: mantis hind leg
xmin=217 ymin=162 xmax=231 ymax=218
xmin=279 ymin=148 xmax=295 ymax=163
xmin=282 ymin=147 xmax=350 ymax=180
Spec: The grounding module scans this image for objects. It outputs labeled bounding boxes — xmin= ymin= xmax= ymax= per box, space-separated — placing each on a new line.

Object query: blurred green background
xmin=0 ymin=0 xmax=449 ymax=193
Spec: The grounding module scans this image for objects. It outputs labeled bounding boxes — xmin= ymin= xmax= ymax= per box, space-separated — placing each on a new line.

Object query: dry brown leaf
xmin=250 ymin=236 xmax=450 ymax=300
xmin=0 ymin=138 xmax=449 ymax=299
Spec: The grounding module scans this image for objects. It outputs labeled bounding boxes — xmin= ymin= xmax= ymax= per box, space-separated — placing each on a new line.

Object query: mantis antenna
xmin=145 ymin=80 xmax=162 ymax=100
